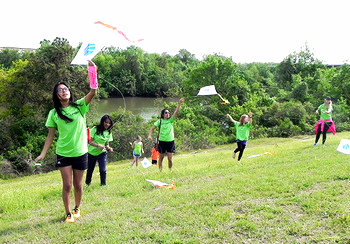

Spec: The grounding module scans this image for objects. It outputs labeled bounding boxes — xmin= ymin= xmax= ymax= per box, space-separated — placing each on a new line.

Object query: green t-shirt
xmin=45 ymin=98 xmax=89 ymax=157
xmin=318 ymin=104 xmax=332 ymax=121
xmin=88 ymin=127 xmax=113 ymax=156
xmin=234 ymin=121 xmax=252 ymax=141
xmin=133 ymin=142 xmax=142 ymax=155
xmin=154 ymin=118 xmax=175 ymax=142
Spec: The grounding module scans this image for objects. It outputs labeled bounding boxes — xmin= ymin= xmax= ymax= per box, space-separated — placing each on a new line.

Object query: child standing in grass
xmin=227 ymin=112 xmax=253 ymax=163
xmin=130 ymin=136 xmax=144 ymax=167
xmin=151 ymin=143 xmax=159 ymax=165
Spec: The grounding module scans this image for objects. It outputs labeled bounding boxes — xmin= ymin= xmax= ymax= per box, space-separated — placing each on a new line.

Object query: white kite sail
xmin=141 ymin=157 xmax=152 ymax=168
xmin=71 ymin=42 xmax=104 ymax=65
xmin=196 ymin=85 xmax=229 ymax=104
xmin=337 ymin=139 xmax=350 ymax=154
xmin=197 ymin=85 xmax=218 ymax=96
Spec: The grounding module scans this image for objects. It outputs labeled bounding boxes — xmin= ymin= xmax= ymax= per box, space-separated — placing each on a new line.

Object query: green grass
xmin=1 ymin=132 xmax=350 ymax=243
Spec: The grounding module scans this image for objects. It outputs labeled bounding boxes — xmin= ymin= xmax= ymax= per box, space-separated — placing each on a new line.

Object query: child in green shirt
xmin=227 ymin=112 xmax=253 ymax=163
xmin=130 ymin=135 xmax=144 ymax=167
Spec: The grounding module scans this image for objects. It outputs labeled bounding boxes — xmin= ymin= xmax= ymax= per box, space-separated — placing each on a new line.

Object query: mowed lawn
xmin=1 ymin=132 xmax=350 ymax=243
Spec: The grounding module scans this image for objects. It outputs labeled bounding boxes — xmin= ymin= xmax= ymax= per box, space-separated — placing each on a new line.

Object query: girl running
xmin=227 ymin=112 xmax=253 ymax=163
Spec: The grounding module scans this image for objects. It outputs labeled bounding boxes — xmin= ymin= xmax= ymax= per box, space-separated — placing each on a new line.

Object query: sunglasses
xmin=57 ymin=88 xmax=69 ymax=93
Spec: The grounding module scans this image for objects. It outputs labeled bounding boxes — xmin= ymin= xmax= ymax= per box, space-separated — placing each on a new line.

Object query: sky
xmin=1 ymin=0 xmax=349 ymax=64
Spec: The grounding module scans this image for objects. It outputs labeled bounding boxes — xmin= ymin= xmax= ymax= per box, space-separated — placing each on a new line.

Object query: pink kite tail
xmin=95 ymin=20 xmax=144 ymax=43
xmin=88 ymin=66 xmax=98 ymax=89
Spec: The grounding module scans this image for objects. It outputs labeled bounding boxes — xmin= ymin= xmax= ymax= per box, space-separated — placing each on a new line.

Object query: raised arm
xmin=172 ymin=98 xmax=185 ymax=119
xmin=248 ymin=112 xmax=253 ymax=123
xmin=226 ymin=114 xmax=237 ymax=123
xmin=85 ymin=60 xmax=97 ymax=105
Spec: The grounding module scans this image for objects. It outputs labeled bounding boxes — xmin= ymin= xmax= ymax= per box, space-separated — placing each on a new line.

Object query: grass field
xmin=1 ymin=132 xmax=350 ymax=243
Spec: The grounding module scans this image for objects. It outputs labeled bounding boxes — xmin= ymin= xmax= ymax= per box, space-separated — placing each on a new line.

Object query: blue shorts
xmin=133 ymin=151 xmax=141 ymax=157
xmin=55 ymin=153 xmax=88 ymax=170
xmin=158 ymin=141 xmax=175 ymax=154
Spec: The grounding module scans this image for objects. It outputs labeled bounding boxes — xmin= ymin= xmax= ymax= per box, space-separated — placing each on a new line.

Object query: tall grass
xmin=1 ymin=132 xmax=350 ymax=243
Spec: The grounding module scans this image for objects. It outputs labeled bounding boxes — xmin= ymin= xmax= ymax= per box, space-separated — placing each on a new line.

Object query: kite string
xmin=103 ymin=79 xmax=127 ymax=124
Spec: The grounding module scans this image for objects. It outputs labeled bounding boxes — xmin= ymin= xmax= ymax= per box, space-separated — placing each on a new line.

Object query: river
xmin=93 ymin=97 xmax=178 ymax=121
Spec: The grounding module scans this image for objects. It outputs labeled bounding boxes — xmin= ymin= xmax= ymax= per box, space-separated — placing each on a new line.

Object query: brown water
xmin=93 ymin=97 xmax=178 ymax=121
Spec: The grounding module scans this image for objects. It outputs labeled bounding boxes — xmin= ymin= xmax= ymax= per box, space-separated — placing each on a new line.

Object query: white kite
xmin=71 ymin=42 xmax=104 ymax=65
xmin=196 ymin=85 xmax=229 ymax=104
xmin=336 ymin=139 xmax=350 ymax=154
xmin=197 ymin=85 xmax=218 ymax=96
xmin=141 ymin=157 xmax=152 ymax=168
xmin=146 ymin=179 xmax=176 ymax=189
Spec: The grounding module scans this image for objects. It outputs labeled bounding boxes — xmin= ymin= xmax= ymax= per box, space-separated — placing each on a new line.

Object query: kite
xmin=94 ymin=21 xmax=144 ymax=43
xmin=141 ymin=157 xmax=152 ymax=168
xmin=146 ymin=179 xmax=176 ymax=189
xmin=71 ymin=21 xmax=144 ymax=65
xmin=336 ymin=139 xmax=350 ymax=154
xmin=71 ymin=42 xmax=104 ymax=65
xmin=196 ymin=85 xmax=229 ymax=105
xmin=247 ymin=152 xmax=276 ymax=158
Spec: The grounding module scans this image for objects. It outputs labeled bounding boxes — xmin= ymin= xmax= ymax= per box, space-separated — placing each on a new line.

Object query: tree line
xmin=0 ymin=38 xmax=349 ymax=177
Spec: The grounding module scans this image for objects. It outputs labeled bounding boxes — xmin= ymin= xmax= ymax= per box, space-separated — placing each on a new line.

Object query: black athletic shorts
xmin=55 ymin=153 xmax=88 ymax=170
xmin=158 ymin=141 xmax=175 ymax=154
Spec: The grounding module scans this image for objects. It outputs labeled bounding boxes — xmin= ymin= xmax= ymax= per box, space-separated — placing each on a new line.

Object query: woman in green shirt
xmin=35 ymin=60 xmax=97 ymax=223
xmin=86 ymin=115 xmax=114 ymax=186
xmin=314 ymin=96 xmax=335 ymax=146
xmin=148 ymin=98 xmax=184 ymax=172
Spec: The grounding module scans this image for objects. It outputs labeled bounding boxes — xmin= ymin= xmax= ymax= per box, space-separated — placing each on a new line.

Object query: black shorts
xmin=55 ymin=153 xmax=88 ymax=170
xmin=158 ymin=141 xmax=175 ymax=154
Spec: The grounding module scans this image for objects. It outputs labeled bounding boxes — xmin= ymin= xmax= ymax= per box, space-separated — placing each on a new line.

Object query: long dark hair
xmin=96 ymin=115 xmax=114 ymax=135
xmin=53 ymin=81 xmax=78 ymax=123
xmin=160 ymin=109 xmax=170 ymax=119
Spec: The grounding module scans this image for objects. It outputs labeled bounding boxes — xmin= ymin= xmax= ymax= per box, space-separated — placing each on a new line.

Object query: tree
xmin=0 ymin=48 xmax=22 ymax=69
xmin=276 ymin=44 xmax=324 ymax=91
